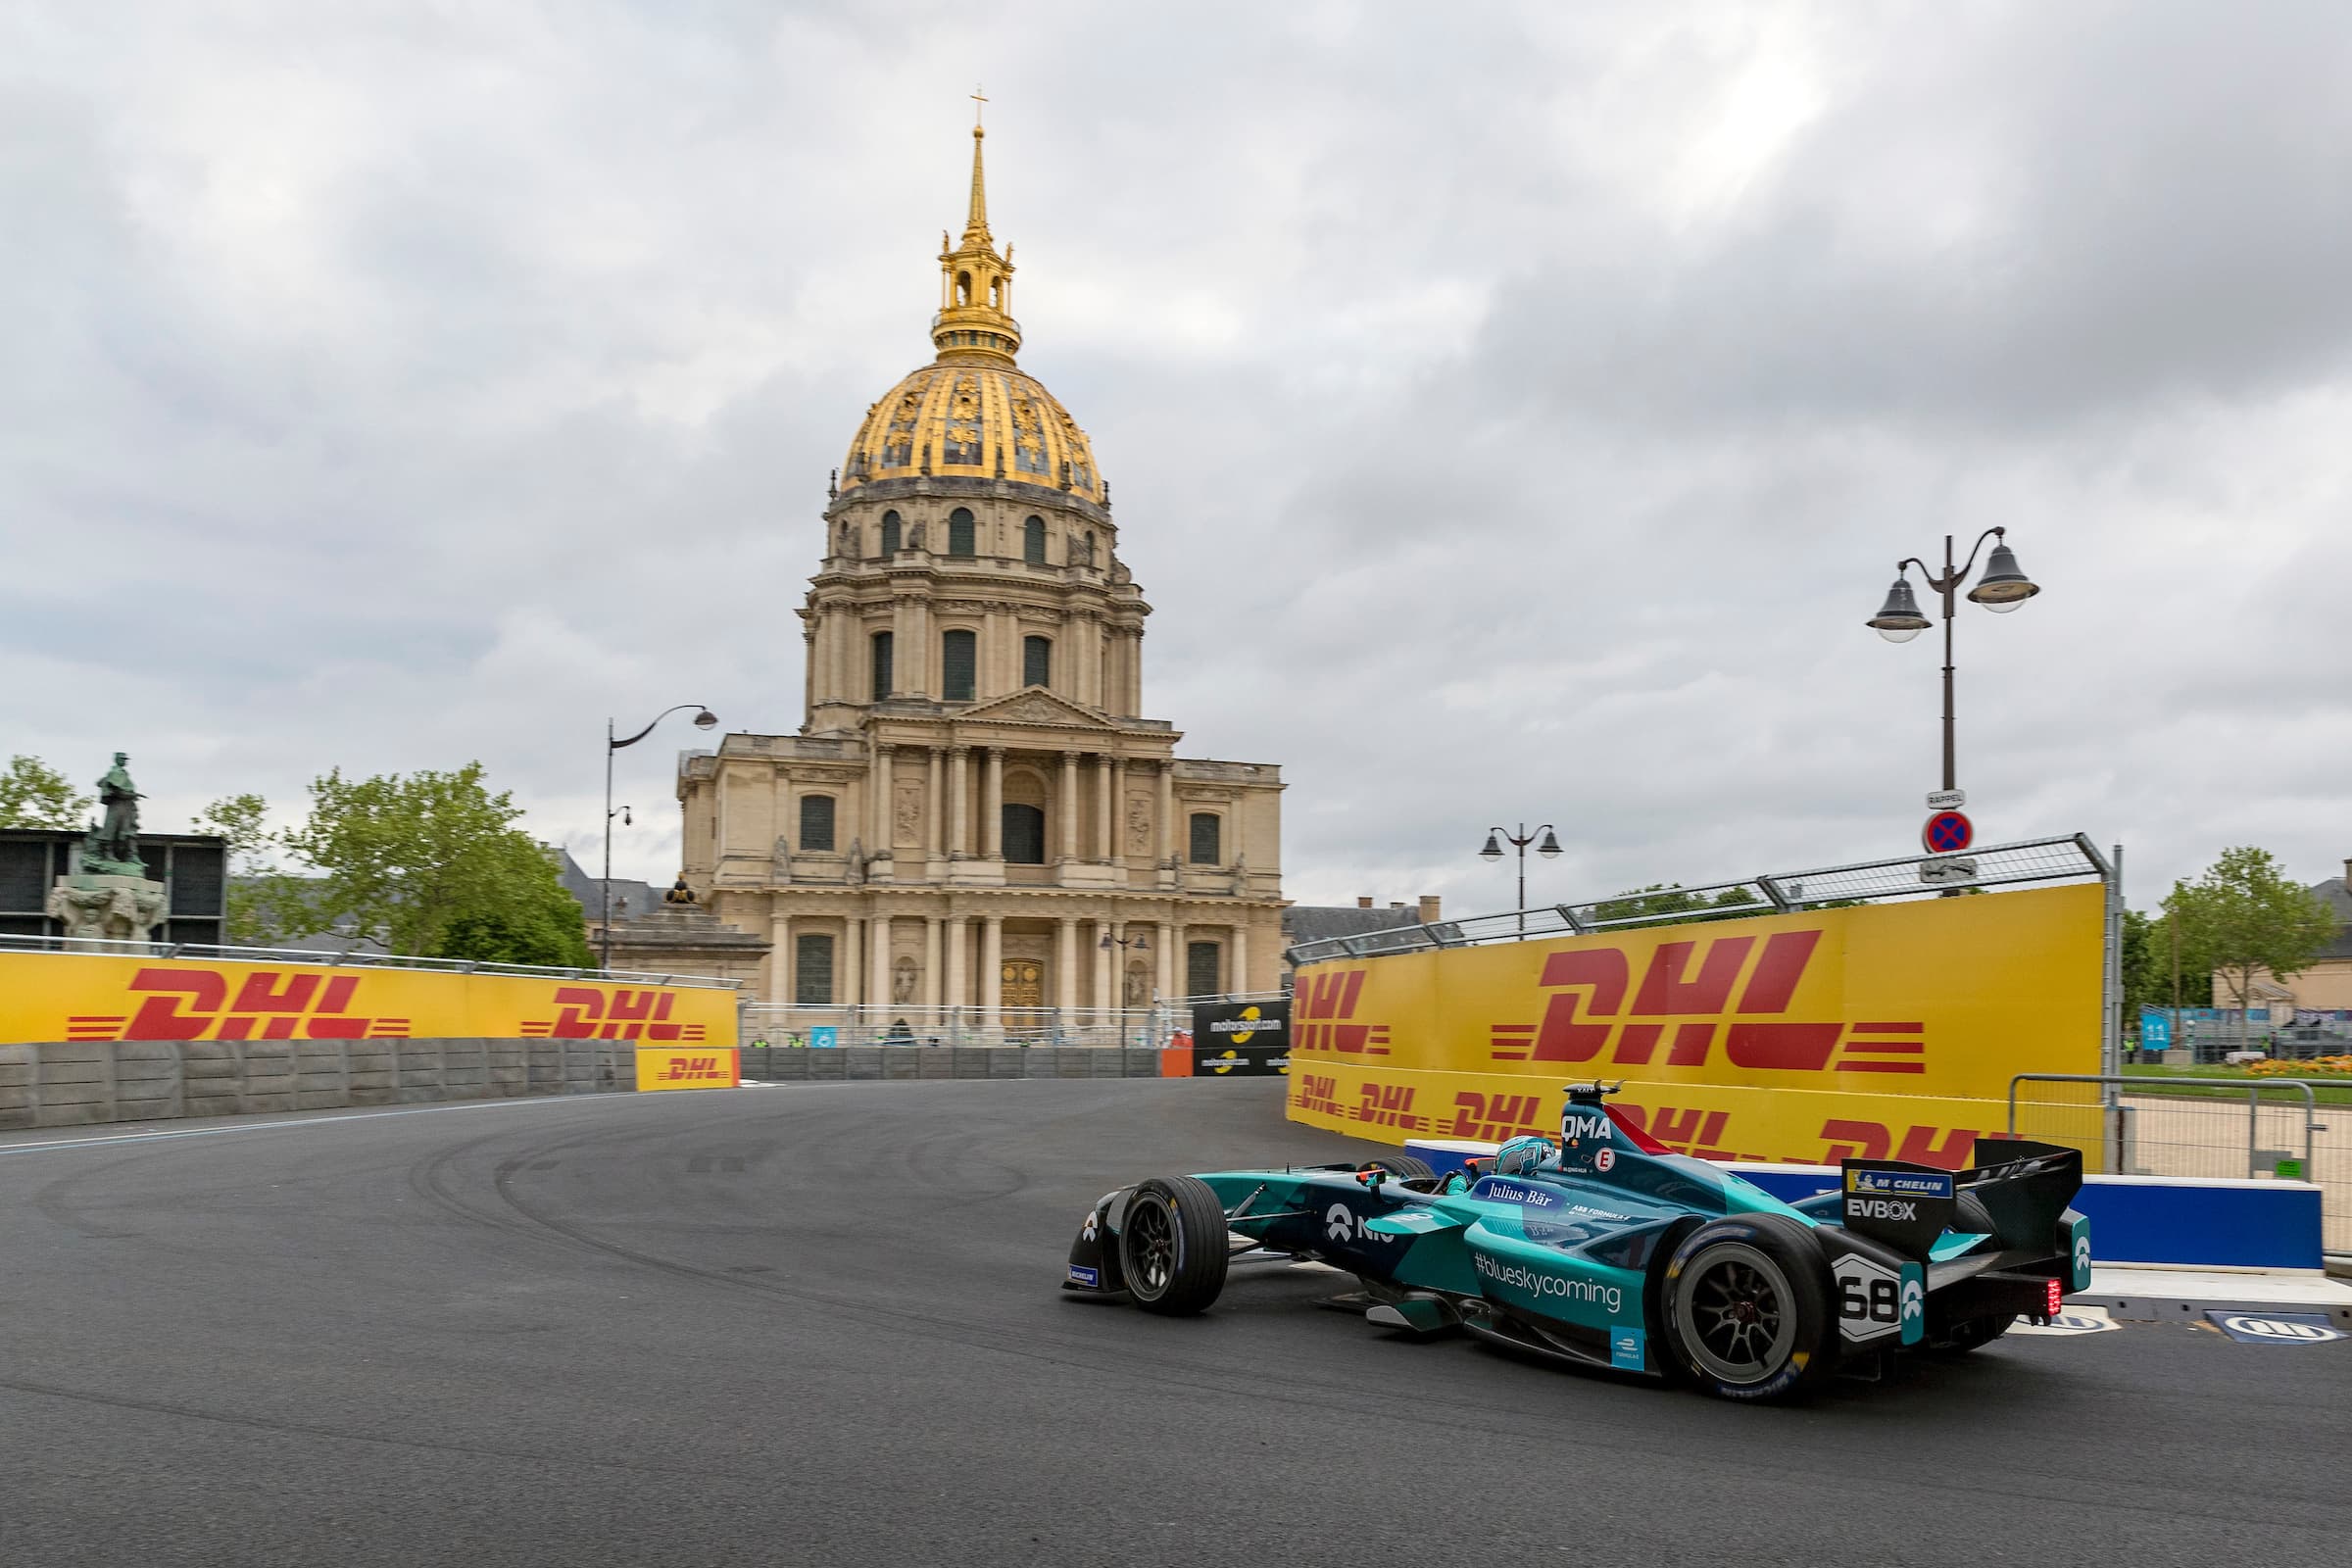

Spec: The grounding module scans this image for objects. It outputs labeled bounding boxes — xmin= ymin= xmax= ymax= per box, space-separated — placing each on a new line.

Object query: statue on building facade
xmin=49 ymin=751 xmax=168 ymax=948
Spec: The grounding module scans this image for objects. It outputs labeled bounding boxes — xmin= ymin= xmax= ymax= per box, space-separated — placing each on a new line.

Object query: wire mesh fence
xmin=1286 ymin=835 xmax=2111 ymax=964
xmin=2008 ymin=1074 xmax=2347 ymax=1255
xmin=0 ymin=929 xmax=741 ymax=988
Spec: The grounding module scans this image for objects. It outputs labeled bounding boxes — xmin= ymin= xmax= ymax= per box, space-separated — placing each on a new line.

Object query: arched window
xmin=800 ymin=795 xmax=836 ymax=854
xmin=1188 ymin=812 xmax=1221 ymax=865
xmin=942 ymin=628 xmax=977 ymax=702
xmin=880 ymin=510 xmax=902 ymax=555
xmin=870 ymin=630 xmax=894 ymax=702
xmin=1022 ymin=515 xmax=1047 ymax=564
xmin=956 ymin=272 xmax=972 ymax=307
xmin=794 ymin=933 xmax=834 ymax=1005
xmin=1022 ymin=635 xmax=1052 ymax=689
xmin=948 ymin=507 xmax=976 ymax=557
xmin=1002 ymin=803 xmax=1046 ymax=864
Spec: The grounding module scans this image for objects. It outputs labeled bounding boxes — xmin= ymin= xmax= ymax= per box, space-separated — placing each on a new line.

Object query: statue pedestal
xmin=46 ymin=873 xmax=168 ymax=953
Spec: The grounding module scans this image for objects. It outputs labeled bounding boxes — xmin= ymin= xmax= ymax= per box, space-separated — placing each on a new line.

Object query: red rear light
xmin=2046 ymin=1279 xmax=2065 ymax=1316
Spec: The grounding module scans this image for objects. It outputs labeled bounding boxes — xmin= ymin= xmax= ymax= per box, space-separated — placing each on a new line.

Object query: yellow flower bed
xmin=2245 ymin=1054 xmax=2352 ymax=1076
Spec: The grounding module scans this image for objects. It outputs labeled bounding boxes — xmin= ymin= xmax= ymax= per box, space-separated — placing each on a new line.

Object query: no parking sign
xmin=1922 ymin=809 xmax=1974 ymax=855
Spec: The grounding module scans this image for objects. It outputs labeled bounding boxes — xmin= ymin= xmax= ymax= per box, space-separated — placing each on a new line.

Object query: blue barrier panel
xmin=1403 ymin=1140 xmax=2326 ymax=1272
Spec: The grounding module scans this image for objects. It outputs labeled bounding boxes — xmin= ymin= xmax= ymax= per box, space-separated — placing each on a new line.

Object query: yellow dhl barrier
xmin=637 ymin=1048 xmax=742 ymax=1091
xmin=0 ymin=952 xmax=738 ymax=1050
xmin=1288 ymin=883 xmax=2103 ymax=1170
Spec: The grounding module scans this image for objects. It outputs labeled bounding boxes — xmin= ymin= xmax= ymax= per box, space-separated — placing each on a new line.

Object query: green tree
xmin=1591 ymin=883 xmax=1763 ymax=930
xmin=284 ymin=763 xmax=587 ymax=960
xmin=439 ymin=839 xmax=595 ymax=969
xmin=192 ymin=793 xmax=318 ymax=947
xmin=2166 ymin=847 xmax=2335 ymax=1030
xmin=0 ymin=755 xmax=94 ymax=830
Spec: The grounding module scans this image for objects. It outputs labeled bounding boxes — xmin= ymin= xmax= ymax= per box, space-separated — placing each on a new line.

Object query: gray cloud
xmin=4 ymin=0 xmax=2348 ymax=924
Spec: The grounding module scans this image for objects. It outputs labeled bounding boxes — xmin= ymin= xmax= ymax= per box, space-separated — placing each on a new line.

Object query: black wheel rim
xmin=1675 ymin=1242 xmax=1797 ymax=1384
xmin=1125 ymin=1197 xmax=1176 ymax=1298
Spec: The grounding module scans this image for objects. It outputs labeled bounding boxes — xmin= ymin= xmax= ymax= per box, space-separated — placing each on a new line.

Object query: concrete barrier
xmin=0 ymin=1039 xmax=636 ymax=1131
xmin=1402 ymin=1138 xmax=2327 ymax=1273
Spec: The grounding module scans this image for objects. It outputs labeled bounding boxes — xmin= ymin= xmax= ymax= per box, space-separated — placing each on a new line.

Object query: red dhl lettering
xmin=1819 ymin=1118 xmax=1985 ymax=1169
xmin=1447 ymin=1091 xmax=1546 ymax=1143
xmin=1292 ymin=968 xmax=1390 ymax=1055
xmin=658 ymin=1054 xmax=728 ymax=1082
xmin=521 ymin=987 xmax=703 ymax=1042
xmin=1293 ymin=1073 xmax=1345 ymax=1117
xmin=1352 ymin=1082 xmax=1425 ymax=1132
xmin=1493 ymin=932 xmax=1926 ymax=1077
xmin=59 ymin=967 xmax=408 ymax=1042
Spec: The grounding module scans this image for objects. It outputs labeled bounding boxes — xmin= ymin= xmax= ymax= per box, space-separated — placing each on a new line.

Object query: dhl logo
xmin=1294 ymin=969 xmax=1389 ymax=1054
xmin=1819 ymin=1118 xmax=1986 ymax=1169
xmin=1492 ymin=931 xmax=1926 ymax=1076
xmin=67 ymin=968 xmax=411 ymax=1042
xmin=1352 ymin=1082 xmax=1426 ymax=1132
xmin=521 ymin=987 xmax=708 ymax=1042
xmin=657 ymin=1054 xmax=730 ymax=1083
xmin=1293 ymin=1072 xmax=1345 ymax=1118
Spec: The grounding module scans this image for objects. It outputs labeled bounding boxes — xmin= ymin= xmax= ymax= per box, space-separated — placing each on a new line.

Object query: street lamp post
xmin=1100 ymin=925 xmax=1152 ymax=1046
xmin=604 ymin=705 xmax=719 ymax=971
xmin=1479 ymin=822 xmax=1562 ymax=933
xmin=1865 ymin=529 xmax=2039 ymax=793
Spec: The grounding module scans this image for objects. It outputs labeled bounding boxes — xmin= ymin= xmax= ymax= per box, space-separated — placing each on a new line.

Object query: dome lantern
xmin=933 ymin=92 xmax=1021 ymax=366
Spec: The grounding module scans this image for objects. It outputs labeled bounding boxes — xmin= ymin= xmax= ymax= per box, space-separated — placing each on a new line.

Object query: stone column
xmin=945 ymin=915 xmax=968 ymax=1014
xmin=769 ymin=912 xmax=792 ymax=1005
xmin=1109 ymin=757 xmax=1127 ymax=863
xmin=926 ymin=747 xmax=944 ymax=859
xmin=892 ymin=597 xmax=913 ymax=694
xmin=1095 ymin=756 xmax=1113 ymax=859
xmin=949 ymin=746 xmax=969 ymax=858
xmin=1092 ymin=919 xmax=1114 ymax=1013
xmin=1156 ymin=918 xmax=1175 ymax=1002
xmin=874 ymin=744 xmax=896 ymax=859
xmin=870 ymin=915 xmax=893 ymax=1009
xmin=1233 ymin=923 xmax=1250 ymax=996
xmin=981 ymin=913 xmax=1004 ymax=1029
xmin=1056 ymin=915 xmax=1079 ymax=1016
xmin=842 ymin=916 xmax=862 ymax=1015
xmin=983 ymin=746 xmax=1004 ymax=859
xmin=1059 ymin=751 xmax=1080 ymax=863
xmin=1157 ymin=762 xmax=1176 ymax=865
xmin=923 ymin=915 xmax=943 ymax=1007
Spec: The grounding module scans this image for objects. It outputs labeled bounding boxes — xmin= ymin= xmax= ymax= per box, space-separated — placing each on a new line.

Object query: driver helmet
xmin=1491 ymin=1135 xmax=1552 ymax=1179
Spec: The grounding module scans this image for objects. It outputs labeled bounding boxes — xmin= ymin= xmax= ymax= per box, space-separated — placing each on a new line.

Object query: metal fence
xmin=1284 ymin=834 xmax=2112 ymax=964
xmin=0 ymin=930 xmax=741 ymax=988
xmin=2009 ymin=1073 xmax=2346 ymax=1256
xmin=739 ymin=993 xmax=1288 ymax=1051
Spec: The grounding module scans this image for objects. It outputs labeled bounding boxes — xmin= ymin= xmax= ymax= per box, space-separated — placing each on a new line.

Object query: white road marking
xmin=0 ymin=1095 xmax=598 ymax=1157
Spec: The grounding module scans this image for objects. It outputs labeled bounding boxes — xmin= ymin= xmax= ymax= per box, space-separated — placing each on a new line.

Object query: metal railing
xmin=0 ymin=931 xmax=742 ymax=989
xmin=1284 ymin=834 xmax=2112 ymax=964
xmin=740 ymin=992 xmax=1287 ymax=1051
xmin=2009 ymin=1072 xmax=2344 ymax=1256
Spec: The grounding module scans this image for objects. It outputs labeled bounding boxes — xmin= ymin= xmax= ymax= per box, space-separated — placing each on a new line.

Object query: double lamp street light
xmin=1865 ymin=528 xmax=2039 ymax=794
xmin=1481 ymin=822 xmax=1561 ymax=932
xmin=604 ymin=704 xmax=718 ymax=971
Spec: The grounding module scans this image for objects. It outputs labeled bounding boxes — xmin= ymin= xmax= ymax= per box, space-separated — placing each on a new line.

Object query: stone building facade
xmin=669 ymin=116 xmax=1285 ymax=1017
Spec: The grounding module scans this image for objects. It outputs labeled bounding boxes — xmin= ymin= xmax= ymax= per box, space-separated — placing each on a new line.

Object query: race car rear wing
xmin=1837 ymin=1138 xmax=2082 ymax=1262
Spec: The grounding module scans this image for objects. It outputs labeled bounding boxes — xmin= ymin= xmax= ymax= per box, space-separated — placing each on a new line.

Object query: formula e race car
xmin=1063 ymin=1084 xmax=2092 ymax=1401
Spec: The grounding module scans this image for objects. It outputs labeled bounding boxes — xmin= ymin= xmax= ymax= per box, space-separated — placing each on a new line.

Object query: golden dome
xmin=838 ymin=110 xmax=1104 ymax=506
xmin=841 ymin=362 xmax=1102 ymax=503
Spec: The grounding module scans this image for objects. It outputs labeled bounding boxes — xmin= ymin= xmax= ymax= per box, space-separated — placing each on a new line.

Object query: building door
xmin=1002 ymin=958 xmax=1045 ymax=1011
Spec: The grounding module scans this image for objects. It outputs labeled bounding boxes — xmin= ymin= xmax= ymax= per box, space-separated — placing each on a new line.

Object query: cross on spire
xmin=971 ymin=84 xmax=987 ymax=126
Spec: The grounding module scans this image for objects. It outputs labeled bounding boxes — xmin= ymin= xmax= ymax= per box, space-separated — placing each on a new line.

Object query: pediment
xmin=959 ymin=690 xmax=1121 ymax=731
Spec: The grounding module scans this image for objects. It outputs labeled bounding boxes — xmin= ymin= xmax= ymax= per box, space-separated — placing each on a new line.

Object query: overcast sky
xmin=6 ymin=1 xmax=2350 ymax=918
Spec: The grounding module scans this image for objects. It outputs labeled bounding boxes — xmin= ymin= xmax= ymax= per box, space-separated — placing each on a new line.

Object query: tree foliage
xmin=2121 ymin=906 xmax=2212 ymax=1015
xmin=1591 ymin=883 xmax=1764 ymax=930
xmin=0 ymin=755 xmax=94 ymax=830
xmin=191 ymin=793 xmax=317 ymax=947
xmin=282 ymin=763 xmax=589 ymax=963
xmin=2165 ymin=847 xmax=2335 ymax=1018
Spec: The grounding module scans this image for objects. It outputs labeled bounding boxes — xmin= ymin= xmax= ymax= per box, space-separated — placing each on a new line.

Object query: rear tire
xmin=1364 ymin=1154 xmax=1434 ymax=1180
xmin=1663 ymin=1214 xmax=1833 ymax=1402
xmin=1119 ymin=1176 xmax=1229 ymax=1316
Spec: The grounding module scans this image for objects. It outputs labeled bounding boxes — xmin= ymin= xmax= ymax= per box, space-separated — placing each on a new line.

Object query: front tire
xmin=1119 ymin=1176 xmax=1229 ymax=1316
xmin=1363 ymin=1154 xmax=1434 ymax=1180
xmin=1663 ymin=1215 xmax=1833 ymax=1402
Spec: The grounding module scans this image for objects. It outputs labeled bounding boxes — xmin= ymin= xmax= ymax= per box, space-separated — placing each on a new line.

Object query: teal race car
xmin=1063 ymin=1083 xmax=2091 ymax=1401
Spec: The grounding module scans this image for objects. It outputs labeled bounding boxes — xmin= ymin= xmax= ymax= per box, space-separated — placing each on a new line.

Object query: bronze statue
xmin=79 ymin=752 xmax=146 ymax=875
xmin=663 ymin=875 xmax=697 ymax=906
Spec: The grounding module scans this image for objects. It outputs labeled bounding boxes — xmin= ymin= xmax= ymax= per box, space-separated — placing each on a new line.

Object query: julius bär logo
xmin=67 ymin=968 xmax=409 ymax=1042
xmin=1293 ymin=1073 xmax=1345 ymax=1118
xmin=1294 ymin=968 xmax=1389 ymax=1055
xmin=1490 ymin=930 xmax=1925 ymax=1076
xmin=656 ymin=1054 xmax=729 ymax=1084
xmin=520 ymin=986 xmax=706 ymax=1042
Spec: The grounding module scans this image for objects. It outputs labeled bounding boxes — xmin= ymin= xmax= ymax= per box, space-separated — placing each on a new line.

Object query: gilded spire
xmin=934 ymin=92 xmax=1019 ymax=366
xmin=964 ymin=87 xmax=991 ymax=245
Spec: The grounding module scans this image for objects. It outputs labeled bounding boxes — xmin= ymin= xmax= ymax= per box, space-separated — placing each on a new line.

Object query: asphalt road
xmin=3 ymin=1080 xmax=2346 ymax=1568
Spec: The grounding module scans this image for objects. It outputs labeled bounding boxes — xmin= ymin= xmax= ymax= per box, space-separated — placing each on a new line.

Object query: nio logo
xmin=1900 ymin=1277 xmax=1925 ymax=1322
xmin=2075 ymin=1235 xmax=2092 ymax=1275
xmin=1081 ymin=1210 xmax=1099 ymax=1243
xmin=1322 ymin=1202 xmax=1393 ymax=1245
xmin=1846 ymin=1198 xmax=1918 ymax=1222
